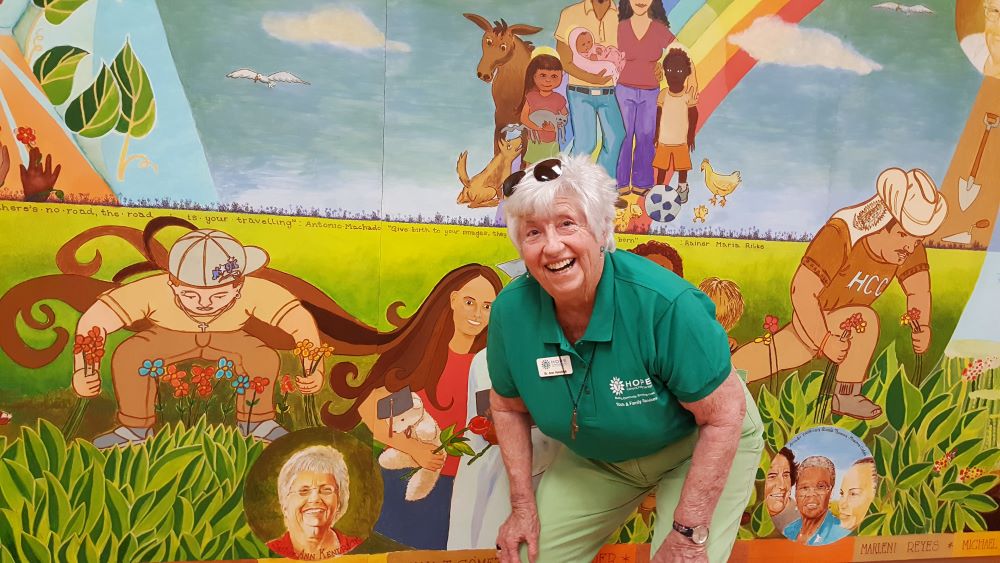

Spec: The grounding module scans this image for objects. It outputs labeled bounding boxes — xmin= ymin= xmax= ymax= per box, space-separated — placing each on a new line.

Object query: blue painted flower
xmin=138 ymin=358 xmax=165 ymax=378
xmin=232 ymin=375 xmax=250 ymax=395
xmin=215 ymin=357 xmax=235 ymax=380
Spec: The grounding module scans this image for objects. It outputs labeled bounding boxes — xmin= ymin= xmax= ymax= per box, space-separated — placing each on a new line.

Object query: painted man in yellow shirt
xmin=73 ymin=229 xmax=326 ymax=448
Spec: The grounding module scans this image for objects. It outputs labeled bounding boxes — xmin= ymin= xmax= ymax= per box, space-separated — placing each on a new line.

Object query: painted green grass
xmin=0 ymin=206 xmax=987 ymax=436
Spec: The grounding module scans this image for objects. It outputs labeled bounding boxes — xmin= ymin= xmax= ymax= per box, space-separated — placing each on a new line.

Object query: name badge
xmin=537 ymin=356 xmax=573 ymax=378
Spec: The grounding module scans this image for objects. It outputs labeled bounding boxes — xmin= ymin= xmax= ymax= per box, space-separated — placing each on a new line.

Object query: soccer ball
xmin=643 ymin=185 xmax=682 ymax=223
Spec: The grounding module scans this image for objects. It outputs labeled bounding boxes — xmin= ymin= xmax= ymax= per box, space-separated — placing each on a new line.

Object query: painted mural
xmin=1 ymin=0 xmax=1000 ymax=562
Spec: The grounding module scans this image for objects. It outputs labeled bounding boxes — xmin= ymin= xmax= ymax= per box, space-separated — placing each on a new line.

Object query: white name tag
xmin=537 ymin=355 xmax=573 ymax=377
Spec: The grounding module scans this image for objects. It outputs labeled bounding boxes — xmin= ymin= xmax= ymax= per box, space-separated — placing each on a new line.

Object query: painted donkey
xmin=464 ymin=13 xmax=542 ymax=154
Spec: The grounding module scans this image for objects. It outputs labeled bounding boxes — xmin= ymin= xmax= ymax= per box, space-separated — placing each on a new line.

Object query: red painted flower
xmin=280 ymin=374 xmax=296 ymax=394
xmin=763 ymin=315 xmax=779 ymax=335
xmin=173 ymin=381 xmax=190 ymax=398
xmin=907 ymin=308 xmax=921 ymax=322
xmin=250 ymin=376 xmax=269 ymax=394
xmin=191 ymin=365 xmax=212 ymax=385
xmin=197 ymin=382 xmax=213 ymax=397
xmin=468 ymin=415 xmax=492 ymax=436
xmin=16 ymin=127 xmax=36 ymax=146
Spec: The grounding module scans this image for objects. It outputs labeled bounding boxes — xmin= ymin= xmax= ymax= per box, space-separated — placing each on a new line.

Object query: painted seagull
xmin=226 ymin=68 xmax=310 ymax=88
xmin=872 ymin=2 xmax=934 ymax=15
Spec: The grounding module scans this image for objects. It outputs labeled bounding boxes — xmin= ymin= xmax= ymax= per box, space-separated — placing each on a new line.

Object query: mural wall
xmin=1 ymin=0 xmax=1000 ymax=561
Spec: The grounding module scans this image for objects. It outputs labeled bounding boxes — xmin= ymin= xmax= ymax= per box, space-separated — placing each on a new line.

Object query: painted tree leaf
xmin=453 ymin=441 xmax=476 ymax=457
xmin=895 ymin=461 xmax=933 ymax=490
xmin=0 ymin=508 xmax=20 ymax=551
xmin=750 ymin=501 xmax=775 ymax=538
xmin=960 ymin=493 xmax=999 ymax=513
xmin=32 ymin=46 xmax=89 ymax=105
xmin=969 ymin=448 xmax=1000 ymax=472
xmin=939 ymin=481 xmax=973 ymax=501
xmin=858 ymin=512 xmax=885 ymax=536
xmin=0 ymin=459 xmax=36 ymax=505
xmin=932 ymin=503 xmax=949 ymax=533
xmin=961 ymin=504 xmax=988 ymax=531
xmin=64 ymin=64 xmax=121 ymax=138
xmin=42 ymin=472 xmax=70 ymax=533
xmin=32 ymin=0 xmax=89 ymax=25
xmin=20 ymin=426 xmax=49 ymax=478
xmin=111 ymin=39 xmax=156 ymax=137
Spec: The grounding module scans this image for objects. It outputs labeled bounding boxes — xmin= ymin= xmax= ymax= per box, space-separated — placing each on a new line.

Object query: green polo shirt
xmin=487 ymin=250 xmax=732 ymax=462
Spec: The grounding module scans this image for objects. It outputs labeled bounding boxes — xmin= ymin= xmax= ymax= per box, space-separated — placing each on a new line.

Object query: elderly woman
xmin=487 ymin=154 xmax=764 ymax=563
xmin=269 ymin=445 xmax=363 ymax=560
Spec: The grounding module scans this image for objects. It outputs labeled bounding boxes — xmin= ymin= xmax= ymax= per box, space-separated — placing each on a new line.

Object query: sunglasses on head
xmin=501 ymin=158 xmax=562 ymax=198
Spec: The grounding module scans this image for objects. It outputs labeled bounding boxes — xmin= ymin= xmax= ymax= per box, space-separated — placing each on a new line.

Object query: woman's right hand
xmin=72 ymin=367 xmax=101 ymax=398
xmin=410 ymin=441 xmax=446 ymax=471
xmin=497 ymin=504 xmax=540 ymax=563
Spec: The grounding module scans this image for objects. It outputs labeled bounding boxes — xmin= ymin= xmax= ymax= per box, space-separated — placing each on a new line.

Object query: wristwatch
xmin=672 ymin=521 xmax=710 ymax=545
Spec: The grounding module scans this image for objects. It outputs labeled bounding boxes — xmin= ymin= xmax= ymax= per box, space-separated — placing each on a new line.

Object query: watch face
xmin=692 ymin=525 xmax=710 ymax=544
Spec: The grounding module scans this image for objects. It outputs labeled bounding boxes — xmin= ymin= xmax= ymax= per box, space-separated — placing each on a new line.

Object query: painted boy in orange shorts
xmin=653 ymin=48 xmax=698 ymax=204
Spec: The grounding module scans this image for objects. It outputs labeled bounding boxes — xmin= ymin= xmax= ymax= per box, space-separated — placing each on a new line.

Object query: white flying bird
xmin=226 ymin=68 xmax=310 ymax=88
xmin=872 ymin=2 xmax=934 ymax=15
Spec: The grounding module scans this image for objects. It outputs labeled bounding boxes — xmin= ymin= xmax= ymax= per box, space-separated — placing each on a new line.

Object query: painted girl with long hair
xmin=323 ymin=263 xmax=503 ymax=550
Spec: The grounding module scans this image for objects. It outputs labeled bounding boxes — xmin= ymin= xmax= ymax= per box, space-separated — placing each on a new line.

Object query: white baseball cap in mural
xmin=168 ymin=230 xmax=269 ymax=287
xmin=876 ymin=167 xmax=948 ymax=237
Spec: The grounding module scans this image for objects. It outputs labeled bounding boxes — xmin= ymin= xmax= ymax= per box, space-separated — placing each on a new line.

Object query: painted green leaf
xmin=858 ymin=512 xmax=885 ymax=536
xmin=43 ymin=472 xmax=70 ymax=533
xmin=104 ymin=483 xmax=129 ymax=537
xmin=64 ymin=505 xmax=86 ymax=538
xmin=939 ymin=481 xmax=973 ymax=501
xmin=895 ymin=461 xmax=934 ymax=490
xmin=888 ymin=507 xmax=908 ymax=535
xmin=147 ymin=445 xmax=200 ymax=492
xmin=128 ymin=446 xmax=150 ymax=497
xmin=32 ymin=0 xmax=89 ymax=25
xmin=31 ymin=45 xmax=89 ymax=105
xmin=64 ymin=64 xmax=121 ymax=138
xmin=951 ymin=409 xmax=989 ymax=448
xmin=970 ymin=389 xmax=1000 ymax=401
xmin=750 ymin=501 xmax=775 ymax=538
xmin=20 ymin=426 xmax=49 ymax=478
xmin=1 ymin=460 xmax=36 ymax=504
xmin=961 ymin=504 xmax=988 ymax=531
xmin=37 ymin=420 xmax=66 ymax=477
xmin=960 ymin=493 xmax=999 ymax=513
xmin=969 ymin=448 xmax=1000 ymax=471
xmin=209 ymin=487 xmax=244 ymax=532
xmin=0 ymin=508 xmax=19 ymax=550
xmin=16 ymin=533 xmax=50 ymax=563
xmin=919 ymin=368 xmax=944 ymax=402
xmin=454 ymin=441 xmax=477 ymax=457
xmin=886 ymin=372 xmax=908 ymax=432
xmin=0 ymin=543 xmax=17 ymax=563
xmin=932 ymin=503 xmax=950 ymax=533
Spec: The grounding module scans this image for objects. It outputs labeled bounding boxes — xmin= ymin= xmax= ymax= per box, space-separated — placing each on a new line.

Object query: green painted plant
xmin=0 ymin=418 xmax=270 ymax=562
xmin=740 ymin=345 xmax=1000 ymax=539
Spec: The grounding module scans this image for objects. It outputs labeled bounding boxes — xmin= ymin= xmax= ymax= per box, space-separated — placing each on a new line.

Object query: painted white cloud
xmin=729 ymin=16 xmax=882 ymax=75
xmin=262 ymin=7 xmax=411 ymax=53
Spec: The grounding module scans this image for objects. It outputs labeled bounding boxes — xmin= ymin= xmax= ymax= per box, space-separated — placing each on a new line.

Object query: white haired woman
xmin=269 ymin=445 xmax=363 ymax=559
xmin=487 ymin=154 xmax=764 ymax=563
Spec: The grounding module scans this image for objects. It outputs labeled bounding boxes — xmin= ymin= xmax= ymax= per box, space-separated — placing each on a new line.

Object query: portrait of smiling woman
xmin=488 ymin=154 xmax=764 ymax=563
xmin=268 ymin=445 xmax=363 ymax=559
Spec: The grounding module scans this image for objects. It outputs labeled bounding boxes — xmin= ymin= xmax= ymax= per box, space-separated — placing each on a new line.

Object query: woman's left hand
xmin=651 ymin=530 xmax=709 ymax=563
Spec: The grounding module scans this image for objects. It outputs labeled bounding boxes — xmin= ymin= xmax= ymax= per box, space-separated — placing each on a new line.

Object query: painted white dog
xmin=377 ymin=393 xmax=442 ymax=501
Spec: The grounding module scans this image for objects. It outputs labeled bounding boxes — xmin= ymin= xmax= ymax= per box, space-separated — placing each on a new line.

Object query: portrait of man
xmin=268 ymin=445 xmax=364 ymax=559
xmin=765 ymin=447 xmax=799 ymax=532
xmin=782 ymin=456 xmax=851 ymax=546
xmin=837 ymin=457 xmax=879 ymax=531
xmin=960 ymin=0 xmax=1000 ymax=77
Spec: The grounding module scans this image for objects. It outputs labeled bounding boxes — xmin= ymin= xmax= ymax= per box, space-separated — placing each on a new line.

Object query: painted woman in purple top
xmin=615 ymin=0 xmax=674 ymax=192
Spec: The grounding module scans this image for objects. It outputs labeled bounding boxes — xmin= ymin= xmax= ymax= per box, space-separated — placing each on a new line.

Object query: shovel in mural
xmin=959 ymin=112 xmax=999 ymax=211
xmin=940 ymin=219 xmax=991 ymax=245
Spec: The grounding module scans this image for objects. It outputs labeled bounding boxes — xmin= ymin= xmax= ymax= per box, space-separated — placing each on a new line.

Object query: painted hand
xmin=296 ymin=369 xmax=324 ymax=395
xmin=497 ymin=504 xmax=539 ymax=563
xmin=19 ymin=147 xmax=62 ymax=202
xmin=651 ymin=530 xmax=709 ymax=563
xmin=72 ymin=367 xmax=101 ymax=398
xmin=822 ymin=333 xmax=851 ymax=364
xmin=411 ymin=441 xmax=446 ymax=471
xmin=912 ymin=326 xmax=931 ymax=354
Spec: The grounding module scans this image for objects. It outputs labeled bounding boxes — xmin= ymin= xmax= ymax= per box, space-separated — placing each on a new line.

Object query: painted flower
xmin=16 ymin=127 xmax=36 ymax=146
xmin=232 ymin=375 xmax=250 ymax=395
xmin=753 ymin=333 xmax=773 ymax=346
xmin=468 ymin=415 xmax=491 ymax=436
xmin=197 ymin=382 xmax=213 ymax=397
xmin=173 ymin=381 xmax=190 ymax=398
xmin=215 ymin=357 xmax=235 ymax=380
xmin=191 ymin=365 xmax=212 ymax=385
xmin=250 ymin=376 xmax=269 ymax=394
xmin=899 ymin=312 xmax=911 ymax=326
xmin=959 ymin=467 xmax=984 ymax=483
xmin=907 ymin=308 xmax=921 ymax=322
xmin=280 ymin=374 xmax=296 ymax=394
xmin=318 ymin=343 xmax=334 ymax=357
xmin=161 ymin=364 xmax=180 ymax=383
xmin=138 ymin=358 xmax=165 ymax=377
xmin=293 ymin=340 xmax=314 ymax=358
xmin=763 ymin=315 xmax=779 ymax=335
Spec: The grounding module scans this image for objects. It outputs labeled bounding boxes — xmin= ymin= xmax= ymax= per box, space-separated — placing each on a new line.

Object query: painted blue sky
xmin=158 ymin=0 xmax=986 ymax=236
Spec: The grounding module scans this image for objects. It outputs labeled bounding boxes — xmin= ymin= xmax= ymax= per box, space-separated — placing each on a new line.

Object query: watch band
xmin=672 ymin=521 xmax=694 ymax=537
xmin=673 ymin=521 xmax=710 ymax=545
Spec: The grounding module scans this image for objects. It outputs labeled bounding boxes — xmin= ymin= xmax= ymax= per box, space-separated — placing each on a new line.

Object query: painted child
xmin=653 ymin=48 xmax=698 ymax=203
xmin=568 ymin=27 xmax=625 ymax=82
xmin=519 ymin=54 xmax=569 ymax=166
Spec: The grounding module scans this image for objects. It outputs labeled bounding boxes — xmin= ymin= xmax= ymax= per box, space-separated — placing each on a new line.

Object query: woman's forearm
xmin=493 ymin=408 xmax=536 ymax=508
xmin=674 ymin=373 xmax=747 ymax=527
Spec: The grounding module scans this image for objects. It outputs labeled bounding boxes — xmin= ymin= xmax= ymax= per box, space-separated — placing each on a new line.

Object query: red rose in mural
xmin=468 ymin=415 xmax=491 ymax=436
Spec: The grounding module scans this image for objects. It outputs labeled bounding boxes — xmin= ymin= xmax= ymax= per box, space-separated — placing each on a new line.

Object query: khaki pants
xmin=111 ymin=328 xmax=279 ymax=427
xmin=732 ymin=305 xmax=881 ymax=385
xmin=521 ymin=383 xmax=764 ymax=563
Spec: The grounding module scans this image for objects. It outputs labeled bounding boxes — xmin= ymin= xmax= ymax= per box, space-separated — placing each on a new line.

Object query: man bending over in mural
xmin=733 ymin=168 xmax=946 ymax=419
xmin=72 ymin=228 xmax=325 ymax=447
